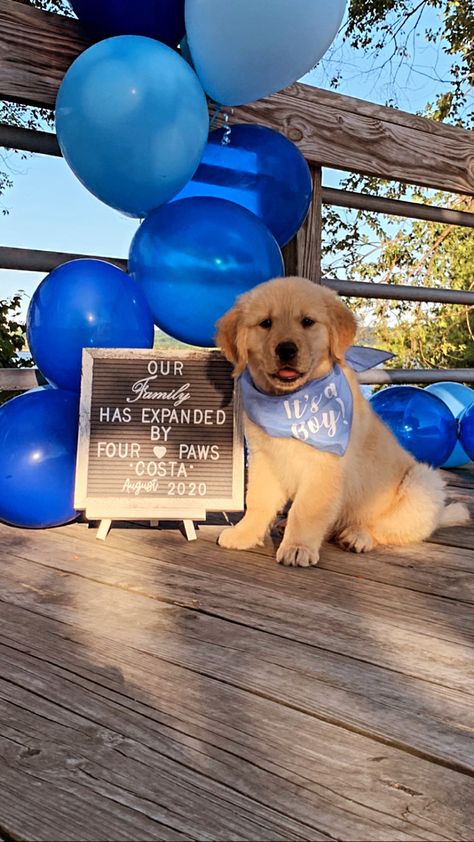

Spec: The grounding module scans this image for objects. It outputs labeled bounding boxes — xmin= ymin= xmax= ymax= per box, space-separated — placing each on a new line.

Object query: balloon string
xmin=209 ymin=103 xmax=233 ymax=146
xmin=222 ymin=111 xmax=233 ymax=146
xmin=209 ymin=103 xmax=222 ymax=129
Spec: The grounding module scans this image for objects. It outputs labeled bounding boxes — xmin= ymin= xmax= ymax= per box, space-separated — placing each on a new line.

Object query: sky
xmin=0 ymin=2 xmax=460 ymax=317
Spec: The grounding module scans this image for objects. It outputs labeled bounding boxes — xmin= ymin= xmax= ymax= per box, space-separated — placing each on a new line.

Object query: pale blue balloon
xmin=56 ymin=36 xmax=209 ymax=217
xmin=425 ymin=382 xmax=474 ymax=468
xmin=186 ymin=0 xmax=347 ymax=106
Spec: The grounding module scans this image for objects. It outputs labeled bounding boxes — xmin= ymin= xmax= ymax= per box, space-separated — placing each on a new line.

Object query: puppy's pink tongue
xmin=278 ymin=367 xmax=298 ymax=380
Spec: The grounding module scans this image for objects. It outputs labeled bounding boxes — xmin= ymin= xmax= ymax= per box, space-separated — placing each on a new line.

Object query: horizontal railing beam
xmin=323 ymin=278 xmax=474 ymax=305
xmin=321 ymin=188 xmax=474 ymax=229
xmin=3 ymin=366 xmax=474 ymax=393
xmin=0 ymin=123 xmax=60 ymax=155
xmin=0 ymin=246 xmax=127 ymax=273
xmin=358 ymin=369 xmax=474 ymax=385
xmin=1 ymin=0 xmax=473 ymax=193
xmin=2 ymin=248 xmax=473 ymax=308
xmin=0 ymin=369 xmax=43 ymax=391
xmin=2 ymin=124 xmax=474 ymax=231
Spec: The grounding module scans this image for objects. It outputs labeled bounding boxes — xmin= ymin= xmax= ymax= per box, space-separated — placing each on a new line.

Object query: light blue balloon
xmin=186 ymin=0 xmax=347 ymax=106
xmin=425 ymin=382 xmax=474 ymax=468
xmin=56 ymin=36 xmax=209 ymax=217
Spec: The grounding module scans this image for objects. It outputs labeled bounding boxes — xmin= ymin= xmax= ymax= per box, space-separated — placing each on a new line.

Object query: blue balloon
xmin=27 ymin=260 xmax=154 ymax=392
xmin=425 ymin=382 xmax=474 ymax=468
xmin=69 ymin=0 xmax=185 ymax=47
xmin=370 ymin=386 xmax=457 ymax=468
xmin=56 ymin=37 xmax=209 ymax=217
xmin=460 ymin=404 xmax=474 ymax=463
xmin=0 ymin=388 xmax=80 ymax=528
xmin=174 ymin=124 xmax=312 ymax=247
xmin=186 ymin=0 xmax=347 ymax=105
xmin=129 ymin=197 xmax=284 ymax=347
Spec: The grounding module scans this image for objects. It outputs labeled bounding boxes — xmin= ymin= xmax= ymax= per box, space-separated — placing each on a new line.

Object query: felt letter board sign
xmin=75 ymin=349 xmax=244 ymax=530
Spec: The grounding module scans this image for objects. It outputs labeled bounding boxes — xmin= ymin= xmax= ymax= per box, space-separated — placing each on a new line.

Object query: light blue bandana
xmin=240 ymin=365 xmax=353 ymax=456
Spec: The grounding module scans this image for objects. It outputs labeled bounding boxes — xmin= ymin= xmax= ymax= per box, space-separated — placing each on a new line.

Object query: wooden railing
xmin=1 ymin=0 xmax=473 ymax=391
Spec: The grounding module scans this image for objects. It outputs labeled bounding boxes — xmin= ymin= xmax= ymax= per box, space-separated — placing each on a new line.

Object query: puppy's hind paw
xmin=276 ymin=544 xmax=319 ymax=568
xmin=336 ymin=527 xmax=374 ymax=554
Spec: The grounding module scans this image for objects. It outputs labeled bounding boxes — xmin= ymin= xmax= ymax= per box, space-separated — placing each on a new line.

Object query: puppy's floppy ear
xmin=215 ymin=305 xmax=248 ymax=376
xmin=325 ymin=292 xmax=357 ymax=363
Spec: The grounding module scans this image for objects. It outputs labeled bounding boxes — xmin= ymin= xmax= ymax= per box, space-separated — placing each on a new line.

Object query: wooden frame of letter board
xmin=75 ymin=348 xmax=245 ymax=540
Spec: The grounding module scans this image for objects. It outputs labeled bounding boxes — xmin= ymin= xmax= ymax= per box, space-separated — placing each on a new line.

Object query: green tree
xmin=0 ymin=294 xmax=32 ymax=368
xmin=322 ymin=1 xmax=474 ymax=371
xmin=344 ymin=196 xmax=474 ymax=369
xmin=344 ymin=0 xmax=474 ymax=126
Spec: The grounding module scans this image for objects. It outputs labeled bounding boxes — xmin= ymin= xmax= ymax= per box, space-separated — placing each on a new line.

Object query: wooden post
xmin=283 ymin=165 xmax=322 ymax=283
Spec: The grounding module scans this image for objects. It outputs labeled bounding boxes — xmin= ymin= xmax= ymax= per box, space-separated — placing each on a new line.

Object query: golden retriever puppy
xmin=216 ymin=277 xmax=469 ymax=567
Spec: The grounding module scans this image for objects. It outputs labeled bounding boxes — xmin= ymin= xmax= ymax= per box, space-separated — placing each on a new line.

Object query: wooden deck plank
xmin=0 ymin=601 xmax=473 ymax=842
xmin=1 ymin=527 xmax=474 ymax=772
xmin=0 ymin=754 xmax=191 ymax=842
xmin=62 ymin=510 xmax=474 ymax=603
xmin=1 ymin=566 xmax=474 ymax=778
xmin=47 ymin=522 xmax=474 ymax=650
xmin=0 ymin=473 xmax=472 ymax=841
xmin=442 ymin=469 xmax=474 ymax=491
xmin=0 ymin=673 xmax=309 ymax=842
xmin=3 ymin=524 xmax=474 ymax=687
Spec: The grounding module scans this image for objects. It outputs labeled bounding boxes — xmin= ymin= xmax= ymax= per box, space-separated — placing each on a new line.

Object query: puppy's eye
xmin=259 ymin=318 xmax=272 ymax=329
xmin=302 ymin=317 xmax=315 ymax=328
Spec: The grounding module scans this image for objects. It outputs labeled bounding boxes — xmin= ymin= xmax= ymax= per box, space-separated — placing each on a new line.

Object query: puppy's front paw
xmin=218 ymin=526 xmax=264 ymax=551
xmin=276 ymin=544 xmax=319 ymax=568
xmin=336 ymin=527 xmax=374 ymax=554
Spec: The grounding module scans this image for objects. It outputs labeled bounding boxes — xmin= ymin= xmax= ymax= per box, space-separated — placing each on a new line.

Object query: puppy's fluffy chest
xmin=245 ymin=415 xmax=341 ymax=499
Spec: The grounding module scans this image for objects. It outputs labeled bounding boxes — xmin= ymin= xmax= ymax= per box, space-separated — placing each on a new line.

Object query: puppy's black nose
xmin=276 ymin=341 xmax=298 ymax=362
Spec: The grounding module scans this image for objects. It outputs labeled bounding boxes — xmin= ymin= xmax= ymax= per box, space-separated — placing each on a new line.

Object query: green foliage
xmin=331 ymin=196 xmax=474 ymax=370
xmin=0 ymin=294 xmax=32 ymax=369
xmin=345 ymin=0 xmax=474 ymax=126
xmin=322 ymin=2 xmax=474 ymax=370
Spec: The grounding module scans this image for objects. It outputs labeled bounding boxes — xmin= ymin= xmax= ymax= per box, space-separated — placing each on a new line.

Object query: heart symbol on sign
xmin=153 ymin=446 xmax=167 ymax=459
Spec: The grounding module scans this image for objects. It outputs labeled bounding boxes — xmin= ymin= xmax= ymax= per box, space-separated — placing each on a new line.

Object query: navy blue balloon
xmin=27 ymin=260 xmax=154 ymax=392
xmin=0 ymin=388 xmax=80 ymax=528
xmin=70 ymin=0 xmax=185 ymax=47
xmin=370 ymin=386 xmax=457 ymax=467
xmin=460 ymin=403 xmax=474 ymax=462
xmin=129 ymin=197 xmax=284 ymax=347
xmin=174 ymin=124 xmax=312 ymax=247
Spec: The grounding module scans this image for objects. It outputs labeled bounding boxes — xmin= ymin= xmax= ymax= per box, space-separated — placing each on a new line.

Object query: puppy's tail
xmin=439 ymin=501 xmax=470 ymax=528
xmin=371 ymin=462 xmax=469 ymax=546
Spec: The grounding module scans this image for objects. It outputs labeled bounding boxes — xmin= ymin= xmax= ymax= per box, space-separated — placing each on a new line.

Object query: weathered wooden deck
xmin=0 ymin=467 xmax=473 ymax=842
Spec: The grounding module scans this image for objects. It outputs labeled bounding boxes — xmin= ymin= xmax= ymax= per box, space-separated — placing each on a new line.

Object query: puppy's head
xmin=216 ymin=277 xmax=357 ymax=394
